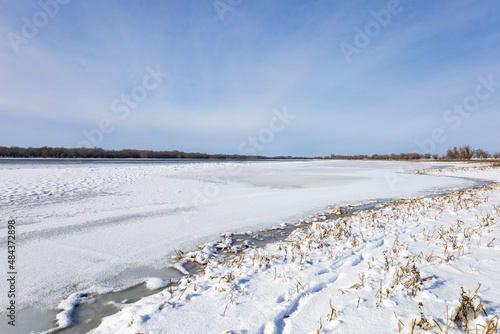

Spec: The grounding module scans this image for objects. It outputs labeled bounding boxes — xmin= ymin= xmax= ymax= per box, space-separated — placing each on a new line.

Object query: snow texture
xmin=0 ymin=159 xmax=488 ymax=333
xmin=89 ymin=164 xmax=500 ymax=333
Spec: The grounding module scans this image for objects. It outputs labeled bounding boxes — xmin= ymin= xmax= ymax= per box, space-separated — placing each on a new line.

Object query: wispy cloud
xmin=1 ymin=0 xmax=499 ymax=156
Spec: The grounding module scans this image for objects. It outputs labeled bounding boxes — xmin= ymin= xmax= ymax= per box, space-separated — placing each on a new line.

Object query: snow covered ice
xmin=89 ymin=163 xmax=500 ymax=334
xmin=0 ymin=159 xmax=493 ymax=333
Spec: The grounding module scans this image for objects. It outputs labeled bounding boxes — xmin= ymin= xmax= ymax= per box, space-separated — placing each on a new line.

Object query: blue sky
xmin=1 ymin=0 xmax=499 ymax=157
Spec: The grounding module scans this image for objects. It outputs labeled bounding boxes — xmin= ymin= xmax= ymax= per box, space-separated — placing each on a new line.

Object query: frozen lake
xmin=0 ymin=159 xmax=476 ymax=332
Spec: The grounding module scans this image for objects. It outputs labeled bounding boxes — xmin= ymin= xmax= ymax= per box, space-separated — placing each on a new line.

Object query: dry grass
xmin=453 ymin=284 xmax=487 ymax=332
xmin=415 ymin=302 xmax=432 ymax=330
xmin=162 ymin=180 xmax=500 ymax=332
xmin=327 ymin=299 xmax=337 ymax=321
xmin=414 ymin=162 xmax=500 ymax=176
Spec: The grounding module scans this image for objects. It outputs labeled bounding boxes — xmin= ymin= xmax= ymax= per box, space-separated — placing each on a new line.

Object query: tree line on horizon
xmin=0 ymin=145 xmax=497 ymax=160
xmin=0 ymin=146 xmax=299 ymax=160
xmin=327 ymin=145 xmax=499 ymax=161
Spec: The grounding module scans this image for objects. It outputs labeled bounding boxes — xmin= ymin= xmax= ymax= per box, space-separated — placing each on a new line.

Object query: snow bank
xmin=145 ymin=278 xmax=169 ymax=290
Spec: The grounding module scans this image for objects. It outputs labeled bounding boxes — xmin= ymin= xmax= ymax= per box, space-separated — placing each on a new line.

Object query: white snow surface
xmin=88 ymin=164 xmax=500 ymax=334
xmin=0 ymin=160 xmax=480 ymax=322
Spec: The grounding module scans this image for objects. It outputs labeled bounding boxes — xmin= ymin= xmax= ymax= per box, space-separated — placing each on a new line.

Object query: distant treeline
xmin=0 ymin=146 xmax=299 ymax=160
xmin=326 ymin=146 xmax=500 ymax=161
xmin=0 ymin=145 xmax=498 ymax=161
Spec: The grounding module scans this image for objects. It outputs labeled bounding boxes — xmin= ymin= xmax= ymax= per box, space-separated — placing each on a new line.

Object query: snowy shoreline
xmin=1 ymin=160 xmax=497 ymax=333
xmin=58 ymin=164 xmax=500 ymax=333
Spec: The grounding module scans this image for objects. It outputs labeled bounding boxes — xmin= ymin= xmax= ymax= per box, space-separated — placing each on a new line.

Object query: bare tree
xmin=459 ymin=145 xmax=473 ymax=160
xmin=446 ymin=147 xmax=459 ymax=159
xmin=473 ymin=149 xmax=490 ymax=159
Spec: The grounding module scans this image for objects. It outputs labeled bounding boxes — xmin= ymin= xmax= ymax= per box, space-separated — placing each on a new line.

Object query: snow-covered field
xmin=0 ymin=159 xmax=493 ymax=333
xmin=89 ymin=164 xmax=500 ymax=334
